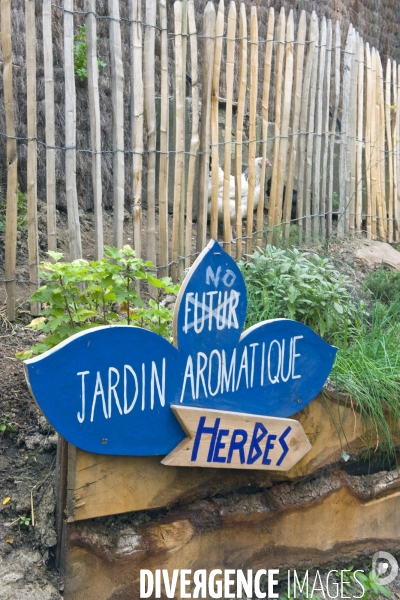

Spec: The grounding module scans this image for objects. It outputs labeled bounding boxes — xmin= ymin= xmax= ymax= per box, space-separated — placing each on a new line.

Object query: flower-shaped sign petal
xmin=24 ymin=240 xmax=337 ymax=458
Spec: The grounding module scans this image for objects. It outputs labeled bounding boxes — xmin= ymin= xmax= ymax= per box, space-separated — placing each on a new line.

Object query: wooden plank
xmin=376 ymin=53 xmax=387 ymax=241
xmin=349 ymin=31 xmax=358 ymax=236
xmin=67 ymin=392 xmax=383 ymax=521
xmin=64 ymin=0 xmax=82 ymax=260
xmin=338 ymin=25 xmax=354 ymax=238
xmin=283 ymin=10 xmax=306 ymax=238
xmin=1 ymin=0 xmax=18 ymax=320
xmin=210 ymin=0 xmax=224 ymax=241
xmin=130 ymin=0 xmax=143 ymax=260
xmin=171 ymin=1 xmax=184 ymax=281
xmin=256 ymin=7 xmax=274 ymax=248
xmin=245 ymin=6 xmax=258 ymax=254
xmin=184 ymin=1 xmax=200 ymax=269
xmin=275 ymin=10 xmax=294 ymax=227
xmin=222 ymin=1 xmax=236 ymax=253
xmin=86 ymin=0 xmax=103 ymax=259
xmin=267 ymin=8 xmax=285 ymax=240
xmin=320 ymin=19 xmax=332 ymax=236
xmin=196 ymin=2 xmax=215 ymax=254
xmin=364 ymin=43 xmax=372 ymax=239
xmin=327 ymin=20 xmax=340 ymax=239
xmin=304 ymin=13 xmax=319 ymax=239
xmin=25 ymin=0 xmax=39 ymax=316
xmin=158 ymin=0 xmax=169 ymax=277
xmin=312 ymin=16 xmax=326 ymax=239
xmin=144 ymin=0 xmax=156 ymax=270
xmin=42 ymin=0 xmax=56 ymax=253
xmin=386 ymin=59 xmax=393 ymax=242
xmin=355 ymin=37 xmax=364 ymax=235
xmin=297 ymin=11 xmax=318 ymax=241
xmin=161 ymin=406 xmax=311 ymax=470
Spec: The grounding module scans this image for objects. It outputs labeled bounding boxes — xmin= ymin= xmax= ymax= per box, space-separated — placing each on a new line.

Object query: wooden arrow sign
xmin=161 ymin=406 xmax=312 ymax=471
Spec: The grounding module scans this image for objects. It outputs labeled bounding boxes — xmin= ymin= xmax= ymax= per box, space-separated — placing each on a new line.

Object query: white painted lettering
xmin=208 ymin=349 xmax=222 ymax=396
xmin=280 ymin=339 xmax=292 ymax=383
xmin=141 ymin=363 xmax=146 ymax=410
xmin=292 ymin=335 xmax=303 ymax=379
xmin=227 ymin=290 xmax=239 ymax=329
xmin=180 ymin=356 xmax=195 ymax=402
xmin=194 ymin=293 xmax=206 ymax=333
xmin=268 ymin=340 xmax=281 ymax=384
xmin=151 ymin=359 xmax=166 ymax=409
xmin=216 ymin=291 xmax=228 ymax=330
xmin=222 ymin=269 xmax=236 ymax=288
xmin=196 ymin=352 xmax=208 ymax=399
xmin=236 ymin=346 xmax=249 ymax=390
xmin=108 ymin=367 xmax=123 ymax=418
xmin=184 ymin=292 xmax=194 ymax=334
xmin=221 ymin=348 xmax=236 ymax=393
xmin=206 ymin=265 xmax=222 ymax=287
xmin=77 ymin=371 xmax=90 ymax=423
xmin=208 ymin=291 xmax=218 ymax=330
xmin=123 ymin=365 xmax=138 ymax=414
xmin=249 ymin=343 xmax=259 ymax=387
xmin=261 ymin=342 xmax=265 ymax=386
xmin=90 ymin=371 xmax=108 ymax=422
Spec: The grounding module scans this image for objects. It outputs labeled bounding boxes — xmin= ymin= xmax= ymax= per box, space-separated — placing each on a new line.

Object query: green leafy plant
xmin=16 ymin=246 xmax=180 ymax=359
xmin=0 ymin=187 xmax=27 ymax=233
xmin=0 ymin=415 xmax=16 ymax=434
xmin=19 ymin=516 xmax=31 ymax=527
xmin=331 ymin=300 xmax=400 ymax=457
xmin=363 ymin=267 xmax=400 ymax=305
xmin=354 ymin=569 xmax=391 ymax=599
xmin=74 ymin=24 xmax=106 ymax=81
xmin=240 ymin=245 xmax=358 ymax=339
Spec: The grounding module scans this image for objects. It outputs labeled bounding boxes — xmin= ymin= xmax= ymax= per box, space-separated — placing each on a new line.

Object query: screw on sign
xmin=24 ymin=240 xmax=337 ymax=470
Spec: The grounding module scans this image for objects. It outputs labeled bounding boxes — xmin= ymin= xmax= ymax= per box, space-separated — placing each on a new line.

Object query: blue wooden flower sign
xmin=24 ymin=240 xmax=337 ymax=457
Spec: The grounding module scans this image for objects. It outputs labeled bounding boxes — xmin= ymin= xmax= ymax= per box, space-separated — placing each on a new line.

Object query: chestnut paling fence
xmin=1 ymin=0 xmax=400 ymax=320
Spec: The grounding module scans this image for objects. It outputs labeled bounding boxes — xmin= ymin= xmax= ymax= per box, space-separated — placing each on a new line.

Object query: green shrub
xmin=363 ymin=266 xmax=400 ymax=304
xmin=240 ymin=245 xmax=359 ymax=339
xmin=74 ymin=24 xmax=106 ymax=81
xmin=16 ymin=246 xmax=180 ymax=359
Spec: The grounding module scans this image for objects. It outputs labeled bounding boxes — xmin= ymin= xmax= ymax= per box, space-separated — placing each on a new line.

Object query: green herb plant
xmin=0 ymin=415 xmax=16 ymax=434
xmin=363 ymin=267 xmax=400 ymax=306
xmin=19 ymin=516 xmax=31 ymax=528
xmin=0 ymin=187 xmax=27 ymax=234
xmin=74 ymin=24 xmax=106 ymax=81
xmin=16 ymin=246 xmax=180 ymax=360
xmin=355 ymin=570 xmax=391 ymax=600
xmin=240 ymin=245 xmax=358 ymax=340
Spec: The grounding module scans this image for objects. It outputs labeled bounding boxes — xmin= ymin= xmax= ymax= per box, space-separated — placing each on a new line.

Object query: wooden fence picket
xmin=284 ymin=10 xmax=306 ymax=238
xmin=320 ymin=19 xmax=332 ymax=236
xmin=327 ymin=20 xmax=340 ymax=239
xmin=257 ymin=7 xmax=274 ymax=248
xmin=312 ymin=16 xmax=326 ymax=239
xmin=42 ymin=0 xmax=56 ymax=253
xmin=305 ymin=12 xmax=319 ymax=239
xmin=86 ymin=0 xmax=103 ymax=259
xmin=267 ymin=7 xmax=285 ymax=240
xmin=196 ymin=2 xmax=216 ymax=254
xmin=159 ymin=0 xmax=169 ymax=276
xmin=185 ymin=0 xmax=200 ymax=268
xmin=356 ymin=36 xmax=364 ymax=235
xmin=246 ymin=6 xmax=258 ymax=254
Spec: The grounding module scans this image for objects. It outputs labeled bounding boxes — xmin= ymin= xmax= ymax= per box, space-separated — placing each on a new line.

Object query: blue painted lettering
xmin=227 ymin=429 xmax=248 ymax=464
xmin=191 ymin=417 xmax=221 ymax=462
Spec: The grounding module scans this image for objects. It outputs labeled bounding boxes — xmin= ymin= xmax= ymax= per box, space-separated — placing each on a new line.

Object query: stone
xmin=356 ymin=242 xmax=400 ymax=271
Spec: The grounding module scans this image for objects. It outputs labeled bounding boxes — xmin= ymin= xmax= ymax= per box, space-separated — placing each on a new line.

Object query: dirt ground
xmin=1 ymin=202 xmax=400 ymax=598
